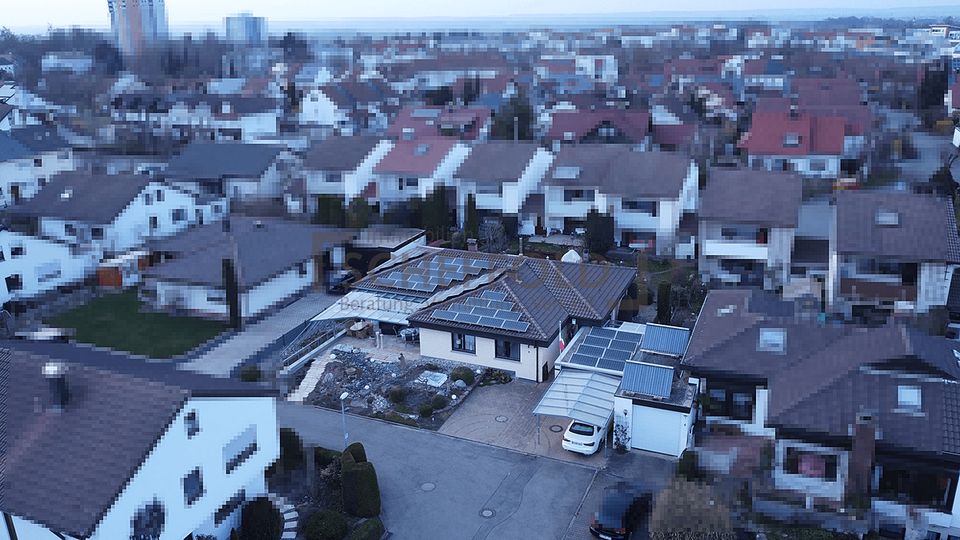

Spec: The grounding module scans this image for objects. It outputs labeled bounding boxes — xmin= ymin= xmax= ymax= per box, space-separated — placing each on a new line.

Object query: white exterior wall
xmin=918 ymin=262 xmax=957 ymax=313
xmin=224 ymin=162 xmax=284 ymax=200
xmin=0 ymin=149 xmax=74 ymax=208
xmin=773 ymin=438 xmax=849 ymax=502
xmin=235 ymin=113 xmax=280 ymax=142
xmin=699 ymin=221 xmax=794 ymax=288
xmin=0 ymin=231 xmax=100 ymax=305
xmin=242 ymin=264 xmax=315 ymax=318
xmin=751 ymin=155 xmax=841 ymax=179
xmin=305 ymin=140 xmax=392 ymax=203
xmin=616 ymin=394 xmax=692 ymax=457
xmin=418 ymin=327 xmax=559 ymax=382
xmin=87 ymin=396 xmax=279 ymax=540
xmin=455 ymin=148 xmax=553 ymax=224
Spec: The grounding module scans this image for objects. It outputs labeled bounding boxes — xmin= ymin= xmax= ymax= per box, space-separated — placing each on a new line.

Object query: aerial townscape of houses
xmin=4 ymin=3 xmax=960 ymax=540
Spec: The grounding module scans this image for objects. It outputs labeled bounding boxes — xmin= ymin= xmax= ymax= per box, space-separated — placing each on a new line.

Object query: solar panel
xmin=487 ymin=300 xmax=515 ymax=311
xmin=589 ymin=327 xmax=618 ymax=339
xmin=577 ymin=345 xmax=604 ymax=358
xmin=465 ymin=298 xmax=490 ymax=307
xmin=464 ymin=265 xmax=482 ymax=275
xmin=472 ymin=306 xmax=498 ymax=317
xmin=609 ymin=340 xmax=638 ymax=352
xmin=496 ymin=310 xmax=521 ymax=321
xmin=478 ymin=316 xmax=501 ymax=328
xmin=570 ymin=353 xmax=597 ymax=367
xmin=377 ymin=278 xmax=397 ymax=287
xmin=389 ymin=272 xmax=404 ymax=280
xmin=481 ymin=290 xmax=507 ymax=302
xmin=433 ymin=310 xmax=457 ymax=321
xmin=598 ymin=358 xmax=626 ymax=372
xmin=601 ymin=349 xmax=632 ymax=362
xmin=451 ymin=257 xmax=465 ymax=265
xmin=583 ymin=336 xmax=612 ymax=348
xmin=615 ymin=331 xmax=642 ymax=344
xmin=454 ymin=313 xmax=481 ymax=324
xmin=449 ymin=304 xmax=473 ymax=313
xmin=502 ymin=320 xmax=530 ymax=332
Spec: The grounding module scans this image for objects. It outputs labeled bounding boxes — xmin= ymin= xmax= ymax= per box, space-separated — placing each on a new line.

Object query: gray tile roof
xmin=8 ymin=125 xmax=68 ymax=153
xmin=11 ymin=171 xmax=152 ymax=223
xmin=0 ymin=341 xmax=272 ymax=538
xmin=0 ymin=130 xmax=31 ymax=163
xmin=835 ymin=191 xmax=960 ymax=263
xmin=453 ymin=141 xmax=540 ymax=184
xmin=700 ymin=168 xmax=803 ymax=227
xmin=545 ymin=145 xmax=692 ymax=199
xmin=303 ymin=136 xmax=382 ymax=172
xmin=145 ymin=217 xmax=355 ymax=290
xmin=165 ymin=142 xmax=284 ymax=180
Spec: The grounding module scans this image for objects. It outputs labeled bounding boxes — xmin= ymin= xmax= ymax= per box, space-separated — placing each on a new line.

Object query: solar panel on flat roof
xmin=570 ymin=353 xmax=597 ymax=366
xmin=589 ymin=327 xmax=618 ymax=339
xmin=640 ymin=324 xmax=690 ymax=357
xmin=481 ymin=290 xmax=507 ymax=302
xmin=621 ymin=362 xmax=674 ymax=399
xmin=609 ymin=340 xmax=638 ymax=353
xmin=502 ymin=320 xmax=530 ymax=332
xmin=597 ymin=358 xmax=626 ymax=372
xmin=614 ymin=331 xmax=642 ymax=343
xmin=583 ymin=336 xmax=612 ymax=348
xmin=577 ymin=345 xmax=604 ymax=358
xmin=601 ymin=349 xmax=632 ymax=362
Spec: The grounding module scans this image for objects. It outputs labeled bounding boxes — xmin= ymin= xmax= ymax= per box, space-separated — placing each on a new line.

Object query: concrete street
xmin=278 ymin=401 xmax=599 ymax=540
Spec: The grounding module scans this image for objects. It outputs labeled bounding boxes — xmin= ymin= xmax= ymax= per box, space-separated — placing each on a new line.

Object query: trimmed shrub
xmin=279 ymin=427 xmax=305 ymax=471
xmin=341 ymin=442 xmax=382 ymax=518
xmin=431 ymin=394 xmax=449 ymax=410
xmin=230 ymin=530 xmax=240 ymax=540
xmin=418 ymin=404 xmax=434 ymax=418
xmin=314 ymin=447 xmax=342 ymax=469
xmin=676 ymin=449 xmax=702 ymax=481
xmin=372 ymin=411 xmax=417 ymax=427
xmin=348 ymin=517 xmax=385 ymax=540
xmin=423 ymin=362 xmax=440 ymax=371
xmin=239 ymin=364 xmax=262 ymax=382
xmin=450 ymin=366 xmax=475 ymax=386
xmin=240 ymin=497 xmax=282 ymax=540
xmin=387 ymin=387 xmax=407 ymax=404
xmin=303 ymin=509 xmax=349 ymax=540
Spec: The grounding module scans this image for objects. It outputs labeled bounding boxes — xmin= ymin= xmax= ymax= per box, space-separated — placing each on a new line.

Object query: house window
xmin=783 ymin=447 xmax=839 ymax=481
xmin=184 ymin=411 xmax=200 ymax=438
xmin=33 ymin=157 xmax=42 ymax=167
xmin=731 ymin=392 xmax=754 ymax=420
xmin=564 ymin=189 xmax=594 ymax=202
xmin=809 ymin=159 xmax=827 ymax=172
xmin=58 ymin=150 xmax=69 ymax=160
xmin=622 ymin=199 xmax=657 ymax=215
xmin=171 ymin=208 xmax=186 ymax=223
xmin=10 ymin=245 xmax=24 ymax=257
xmin=182 ymin=468 xmax=204 ymax=506
xmin=224 ymin=425 xmax=258 ymax=474
xmin=144 ymin=193 xmax=153 ymax=205
xmin=38 ymin=177 xmax=46 ymax=187
xmin=783 ymin=133 xmax=802 ymax=148
xmin=36 ymin=262 xmax=61 ymax=283
xmin=897 ymin=385 xmax=921 ymax=411
xmin=65 ymin=223 xmax=76 ymax=236
xmin=149 ymin=216 xmax=158 ymax=230
xmin=92 ymin=227 xmax=104 ymax=240
xmin=406 ymin=178 xmax=419 ymax=188
xmin=297 ymin=262 xmax=308 ymax=276
xmin=0 ymin=248 xmax=5 ymax=261
xmin=495 ymin=340 xmax=520 ymax=361
xmin=155 ymin=189 xmax=164 ymax=202
xmin=214 ymin=490 xmax=246 ymax=526
xmin=213 ymin=204 xmax=222 ymax=214
xmin=451 ymin=333 xmax=476 ymax=354
xmin=325 ymin=172 xmax=343 ymax=183
xmin=207 ymin=290 xmax=227 ymax=303
xmin=4 ymin=275 xmax=21 ymax=292
xmin=131 ymin=500 xmax=165 ymax=540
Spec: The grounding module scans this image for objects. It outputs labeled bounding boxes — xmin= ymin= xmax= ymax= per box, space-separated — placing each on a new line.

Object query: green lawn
xmin=48 ymin=290 xmax=227 ymax=359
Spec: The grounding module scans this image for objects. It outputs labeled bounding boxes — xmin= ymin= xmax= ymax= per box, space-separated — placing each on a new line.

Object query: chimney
xmin=222 ymin=217 xmax=231 ymax=233
xmin=467 ymin=238 xmax=478 ymax=252
xmin=42 ymin=361 xmax=69 ymax=412
xmin=846 ymin=413 xmax=876 ymax=503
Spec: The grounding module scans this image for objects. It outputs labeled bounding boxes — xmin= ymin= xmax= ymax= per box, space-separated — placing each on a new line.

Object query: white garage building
xmin=537 ymin=322 xmax=696 ymax=457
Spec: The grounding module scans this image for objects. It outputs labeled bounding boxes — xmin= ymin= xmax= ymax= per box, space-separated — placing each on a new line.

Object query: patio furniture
xmin=399 ymin=327 xmax=419 ymax=344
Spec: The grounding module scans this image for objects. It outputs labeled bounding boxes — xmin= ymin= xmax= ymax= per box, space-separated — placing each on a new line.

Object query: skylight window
xmin=757 ymin=328 xmax=786 ymax=353
xmin=553 ymin=166 xmax=581 ymax=180
xmin=414 ymin=143 xmax=430 ymax=156
xmin=875 ymin=210 xmax=899 ymax=227
xmin=897 ymin=385 xmax=921 ymax=411
xmin=783 ymin=133 xmax=802 ymax=147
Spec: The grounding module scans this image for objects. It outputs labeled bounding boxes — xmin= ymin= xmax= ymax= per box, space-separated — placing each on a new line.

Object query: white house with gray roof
xmin=0 ymin=126 xmax=74 ymax=208
xmin=0 ymin=340 xmax=279 ymax=540
xmin=0 ymin=230 xmax=101 ymax=309
xmin=300 ymin=136 xmax=393 ymax=210
xmin=165 ymin=142 xmax=295 ymax=201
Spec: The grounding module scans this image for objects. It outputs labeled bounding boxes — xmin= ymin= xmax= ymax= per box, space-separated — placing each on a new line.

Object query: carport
xmin=533 ymin=368 xmax=621 ymax=432
xmin=312 ymin=290 xmax=425 ymax=325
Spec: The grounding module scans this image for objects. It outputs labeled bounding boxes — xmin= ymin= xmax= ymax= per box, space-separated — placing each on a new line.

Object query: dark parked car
xmin=589 ymin=482 xmax=652 ymax=540
xmin=326 ymin=269 xmax=356 ymax=294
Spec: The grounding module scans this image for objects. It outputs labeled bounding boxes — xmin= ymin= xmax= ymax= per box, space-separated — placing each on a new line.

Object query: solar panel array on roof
xmin=567 ymin=326 xmax=642 ymax=374
xmin=432 ymin=288 xmax=530 ymax=333
xmin=621 ymin=361 xmax=674 ymax=399
xmin=375 ymin=255 xmax=494 ymax=293
xmin=639 ymin=324 xmax=690 ymax=357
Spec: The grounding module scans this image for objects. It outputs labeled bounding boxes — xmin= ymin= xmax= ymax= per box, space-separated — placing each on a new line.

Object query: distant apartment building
xmin=107 ymin=0 xmax=169 ymax=57
xmin=225 ymin=13 xmax=267 ymax=46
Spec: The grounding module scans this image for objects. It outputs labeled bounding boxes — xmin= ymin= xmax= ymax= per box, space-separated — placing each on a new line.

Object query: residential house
xmin=684 ymin=289 xmax=960 ymax=539
xmin=544 ymin=110 xmax=651 ymax=149
xmin=165 ymin=142 xmax=293 ymax=201
xmin=0 ymin=126 xmax=75 ymax=207
xmin=452 ymin=141 xmax=554 ymax=234
xmin=0 ymin=230 xmax=101 ymax=310
xmin=543 ymin=145 xmax=699 ymax=255
xmin=827 ymin=191 xmax=960 ymax=316
xmin=0 ymin=339 xmax=279 ymax=540
xmin=142 ymin=217 xmax=353 ymax=321
xmin=371 ymin=137 xmax=471 ymax=214
xmin=739 ymin=111 xmax=846 ymax=178
xmin=0 ymin=54 xmax=15 ymax=78
xmin=948 ymin=79 xmax=960 ymax=118
xmin=296 ymin=136 xmax=393 ymax=212
xmin=698 ymin=168 xmax=803 ymax=289
xmin=0 ymin=102 xmax=13 ymax=131
xmin=40 ymin=51 xmax=94 ymax=74
xmin=345 ymin=225 xmax=427 ymax=276
xmin=386 ymin=105 xmax=492 ymax=142
xmin=299 ymin=79 xmax=397 ymax=135
xmin=10 ymin=171 xmax=215 ymax=256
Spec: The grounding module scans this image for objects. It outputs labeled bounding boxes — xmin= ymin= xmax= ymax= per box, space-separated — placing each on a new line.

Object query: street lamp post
xmin=339 ymin=391 xmax=349 ymax=448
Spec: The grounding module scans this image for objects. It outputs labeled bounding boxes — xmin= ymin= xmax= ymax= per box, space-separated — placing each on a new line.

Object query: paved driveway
xmin=181 ymin=291 xmax=338 ymax=376
xmin=278 ymin=402 xmax=598 ymax=540
xmin=441 ymin=379 xmax=610 ymax=467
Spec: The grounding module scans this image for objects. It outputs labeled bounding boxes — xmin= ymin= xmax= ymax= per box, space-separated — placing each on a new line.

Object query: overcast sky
xmin=2 ymin=0 xmax=951 ymax=32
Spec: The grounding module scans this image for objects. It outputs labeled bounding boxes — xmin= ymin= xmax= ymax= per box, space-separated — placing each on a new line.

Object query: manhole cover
xmin=495 ymin=415 xmax=508 ymax=423
xmin=549 ymin=424 xmax=564 ymax=433
xmin=479 ymin=508 xmax=496 ymax=518
xmin=420 ymin=482 xmax=436 ymax=492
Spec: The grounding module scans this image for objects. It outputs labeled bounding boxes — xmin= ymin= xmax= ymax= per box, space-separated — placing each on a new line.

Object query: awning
xmin=313 ymin=290 xmax=425 ymax=325
xmin=533 ymin=368 xmax=620 ymax=427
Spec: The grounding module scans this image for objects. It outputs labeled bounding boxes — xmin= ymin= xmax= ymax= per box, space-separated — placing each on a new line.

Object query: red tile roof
xmin=739 ymin=112 xmax=845 ymax=156
xmin=386 ymin=105 xmax=491 ymax=141
xmin=546 ymin=110 xmax=650 ymax=143
xmin=373 ymin=137 xmax=458 ymax=177
xmin=653 ymin=123 xmax=697 ymax=148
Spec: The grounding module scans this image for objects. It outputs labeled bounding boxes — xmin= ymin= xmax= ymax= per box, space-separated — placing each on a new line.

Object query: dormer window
xmin=897 ymin=385 xmax=921 ymax=411
xmin=876 ymin=210 xmax=899 ymax=227
xmin=758 ymin=328 xmax=786 ymax=353
xmin=185 ymin=411 xmax=199 ymax=438
xmin=783 ymin=133 xmax=802 ymax=147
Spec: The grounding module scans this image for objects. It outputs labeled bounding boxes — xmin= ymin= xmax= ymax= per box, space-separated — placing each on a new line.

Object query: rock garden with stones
xmin=305 ymin=344 xmax=509 ymax=430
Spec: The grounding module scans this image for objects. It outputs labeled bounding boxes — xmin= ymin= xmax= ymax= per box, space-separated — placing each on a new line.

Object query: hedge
xmin=239 ymin=497 xmax=282 ymax=540
xmin=314 ymin=447 xmax=342 ymax=470
xmin=341 ymin=442 xmax=382 ymax=518
xmin=302 ymin=509 xmax=348 ymax=540
xmin=450 ymin=366 xmax=475 ymax=386
xmin=348 ymin=517 xmax=385 ymax=540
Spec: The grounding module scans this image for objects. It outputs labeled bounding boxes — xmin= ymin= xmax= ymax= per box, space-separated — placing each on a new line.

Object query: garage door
xmin=631 ymin=406 xmax=685 ymax=457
